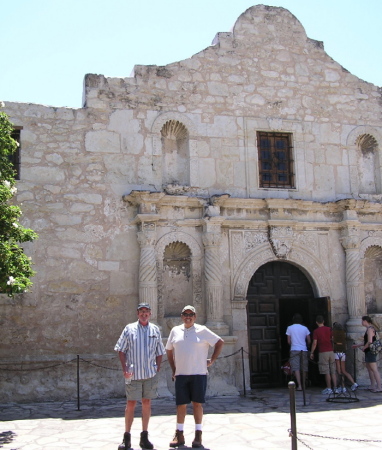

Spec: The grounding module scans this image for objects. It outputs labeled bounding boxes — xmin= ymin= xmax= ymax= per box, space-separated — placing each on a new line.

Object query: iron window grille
xmin=257 ymin=131 xmax=294 ymax=189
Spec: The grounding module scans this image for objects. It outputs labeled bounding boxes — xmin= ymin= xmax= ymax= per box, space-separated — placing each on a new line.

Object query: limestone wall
xmin=1 ymin=5 xmax=382 ymax=401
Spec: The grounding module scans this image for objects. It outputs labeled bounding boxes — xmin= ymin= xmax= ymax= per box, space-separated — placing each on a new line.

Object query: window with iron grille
xmin=257 ymin=131 xmax=294 ymax=188
xmin=10 ymin=128 xmax=21 ymax=180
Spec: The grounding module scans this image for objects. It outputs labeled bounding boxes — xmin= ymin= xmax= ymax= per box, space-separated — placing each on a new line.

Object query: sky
xmin=1 ymin=0 xmax=381 ymax=109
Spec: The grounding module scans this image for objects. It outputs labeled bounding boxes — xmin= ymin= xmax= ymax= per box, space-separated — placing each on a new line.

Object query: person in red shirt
xmin=310 ymin=315 xmax=338 ymax=395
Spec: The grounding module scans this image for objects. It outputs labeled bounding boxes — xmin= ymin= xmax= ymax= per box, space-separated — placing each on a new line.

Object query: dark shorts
xmin=365 ymin=351 xmax=377 ymax=363
xmin=175 ymin=375 xmax=207 ymax=405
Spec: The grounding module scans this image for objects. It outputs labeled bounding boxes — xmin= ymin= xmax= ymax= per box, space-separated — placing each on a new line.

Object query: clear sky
xmin=1 ymin=0 xmax=381 ymax=109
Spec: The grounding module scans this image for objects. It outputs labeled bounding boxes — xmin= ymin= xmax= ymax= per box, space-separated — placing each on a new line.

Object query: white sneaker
xmin=351 ymin=383 xmax=359 ymax=391
xmin=334 ymin=387 xmax=341 ymax=394
xmin=342 ymin=387 xmax=347 ymax=393
xmin=322 ymin=388 xmax=333 ymax=394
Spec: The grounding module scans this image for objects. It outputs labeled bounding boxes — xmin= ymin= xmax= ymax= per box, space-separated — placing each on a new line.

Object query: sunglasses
xmin=182 ymin=313 xmax=195 ymax=317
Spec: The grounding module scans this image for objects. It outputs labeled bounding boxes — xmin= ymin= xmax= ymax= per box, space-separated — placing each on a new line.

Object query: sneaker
xmin=139 ymin=431 xmax=153 ymax=450
xmin=118 ymin=432 xmax=131 ymax=450
xmin=170 ymin=430 xmax=185 ymax=448
xmin=351 ymin=383 xmax=359 ymax=391
xmin=342 ymin=387 xmax=347 ymax=393
xmin=334 ymin=387 xmax=341 ymax=394
xmin=321 ymin=388 xmax=333 ymax=395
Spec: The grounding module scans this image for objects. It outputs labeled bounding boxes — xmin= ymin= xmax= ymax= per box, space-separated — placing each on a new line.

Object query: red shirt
xmin=313 ymin=326 xmax=333 ymax=353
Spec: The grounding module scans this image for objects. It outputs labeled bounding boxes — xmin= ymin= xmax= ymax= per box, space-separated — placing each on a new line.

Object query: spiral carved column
xmin=202 ymin=219 xmax=229 ymax=334
xmin=340 ymin=227 xmax=365 ymax=333
xmin=137 ymin=223 xmax=158 ymax=322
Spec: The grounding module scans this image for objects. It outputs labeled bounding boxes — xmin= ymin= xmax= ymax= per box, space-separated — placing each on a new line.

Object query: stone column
xmin=340 ymin=226 xmax=365 ymax=333
xmin=202 ymin=218 xmax=229 ymax=335
xmin=137 ymin=222 xmax=158 ymax=322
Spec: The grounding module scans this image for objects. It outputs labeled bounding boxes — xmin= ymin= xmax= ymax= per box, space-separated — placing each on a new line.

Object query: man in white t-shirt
xmin=286 ymin=313 xmax=311 ymax=391
xmin=166 ymin=305 xmax=224 ymax=448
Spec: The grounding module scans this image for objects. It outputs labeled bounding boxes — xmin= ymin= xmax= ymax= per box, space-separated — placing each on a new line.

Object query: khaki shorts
xmin=318 ymin=351 xmax=336 ymax=375
xmin=125 ymin=372 xmax=159 ymax=401
xmin=290 ymin=351 xmax=308 ymax=372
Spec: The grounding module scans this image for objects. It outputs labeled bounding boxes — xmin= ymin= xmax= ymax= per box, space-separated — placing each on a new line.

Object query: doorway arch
xmin=246 ymin=261 xmax=330 ymax=388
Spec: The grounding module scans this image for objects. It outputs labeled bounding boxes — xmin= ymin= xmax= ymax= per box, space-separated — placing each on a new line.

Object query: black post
xmin=353 ymin=345 xmax=357 ymax=383
xmin=77 ymin=355 xmax=81 ymax=411
xmin=288 ymin=381 xmax=298 ymax=450
xmin=241 ymin=347 xmax=246 ymax=397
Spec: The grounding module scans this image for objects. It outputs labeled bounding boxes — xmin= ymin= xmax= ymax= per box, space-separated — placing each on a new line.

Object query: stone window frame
xmin=10 ymin=127 xmax=22 ymax=180
xmin=256 ymin=131 xmax=295 ymax=189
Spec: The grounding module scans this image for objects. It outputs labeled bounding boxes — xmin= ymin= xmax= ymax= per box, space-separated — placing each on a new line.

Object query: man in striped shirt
xmin=115 ymin=303 xmax=165 ymax=450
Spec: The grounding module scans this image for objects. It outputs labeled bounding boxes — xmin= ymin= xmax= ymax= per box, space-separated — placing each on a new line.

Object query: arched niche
xmin=156 ymin=231 xmax=202 ymax=336
xmin=360 ymin=237 xmax=382 ymax=314
xmin=161 ymin=120 xmax=190 ymax=186
xmin=346 ymin=126 xmax=382 ymax=196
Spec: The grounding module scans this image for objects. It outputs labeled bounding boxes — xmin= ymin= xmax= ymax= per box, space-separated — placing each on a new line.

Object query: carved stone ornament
xmin=269 ymin=226 xmax=294 ymax=259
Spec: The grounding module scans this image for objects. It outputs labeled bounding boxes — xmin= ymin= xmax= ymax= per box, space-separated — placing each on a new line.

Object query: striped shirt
xmin=114 ymin=321 xmax=165 ymax=380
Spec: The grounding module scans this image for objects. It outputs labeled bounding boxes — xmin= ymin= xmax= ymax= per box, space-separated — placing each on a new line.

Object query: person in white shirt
xmin=166 ymin=305 xmax=224 ymax=448
xmin=286 ymin=313 xmax=311 ymax=391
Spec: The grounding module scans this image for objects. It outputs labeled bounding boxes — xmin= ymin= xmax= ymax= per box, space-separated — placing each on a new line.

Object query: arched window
xmin=161 ymin=120 xmax=189 ymax=186
xmin=357 ymin=134 xmax=380 ymax=194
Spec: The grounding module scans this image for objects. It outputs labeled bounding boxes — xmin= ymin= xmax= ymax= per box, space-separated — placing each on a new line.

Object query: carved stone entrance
xmin=246 ymin=261 xmax=330 ymax=388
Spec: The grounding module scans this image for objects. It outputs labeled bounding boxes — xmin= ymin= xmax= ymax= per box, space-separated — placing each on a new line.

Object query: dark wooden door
xmin=247 ymin=261 xmax=317 ymax=388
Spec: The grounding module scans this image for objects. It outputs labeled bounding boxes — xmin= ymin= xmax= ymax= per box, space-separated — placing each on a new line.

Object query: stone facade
xmin=1 ymin=5 xmax=382 ymax=401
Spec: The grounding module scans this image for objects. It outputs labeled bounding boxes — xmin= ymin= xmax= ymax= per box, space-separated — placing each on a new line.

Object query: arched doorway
xmin=246 ymin=261 xmax=330 ymax=388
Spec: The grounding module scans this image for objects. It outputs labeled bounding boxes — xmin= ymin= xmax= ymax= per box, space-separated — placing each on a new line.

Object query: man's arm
xmin=166 ymin=349 xmax=176 ymax=379
xmin=310 ymin=339 xmax=317 ymax=359
xmin=207 ymin=339 xmax=224 ymax=367
xmin=156 ymin=354 xmax=163 ymax=372
xmin=287 ymin=335 xmax=291 ymax=346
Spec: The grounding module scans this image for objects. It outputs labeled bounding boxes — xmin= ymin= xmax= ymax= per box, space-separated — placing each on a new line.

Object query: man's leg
xmin=192 ymin=401 xmax=203 ymax=424
xmin=125 ymin=400 xmax=137 ymax=432
xmin=141 ymin=398 xmax=151 ymax=431
xmin=191 ymin=402 xmax=203 ymax=448
xmin=294 ymin=370 xmax=302 ymax=389
xmin=176 ymin=403 xmax=187 ymax=424
xmin=324 ymin=373 xmax=331 ymax=388
xmin=170 ymin=404 xmax=187 ymax=447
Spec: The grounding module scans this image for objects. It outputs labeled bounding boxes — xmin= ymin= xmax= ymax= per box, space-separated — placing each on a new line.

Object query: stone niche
xmin=364 ymin=246 xmax=382 ymax=313
xmin=162 ymin=241 xmax=193 ymax=335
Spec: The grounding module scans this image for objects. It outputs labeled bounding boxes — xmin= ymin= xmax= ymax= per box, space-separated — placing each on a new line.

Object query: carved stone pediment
xmin=269 ymin=226 xmax=294 ymax=259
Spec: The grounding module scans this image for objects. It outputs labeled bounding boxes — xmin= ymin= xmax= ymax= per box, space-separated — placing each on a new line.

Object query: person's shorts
xmin=335 ymin=352 xmax=346 ymax=361
xmin=365 ymin=351 xmax=377 ymax=363
xmin=290 ymin=351 xmax=308 ymax=372
xmin=318 ymin=351 xmax=336 ymax=374
xmin=125 ymin=373 xmax=159 ymax=401
xmin=175 ymin=375 xmax=207 ymax=405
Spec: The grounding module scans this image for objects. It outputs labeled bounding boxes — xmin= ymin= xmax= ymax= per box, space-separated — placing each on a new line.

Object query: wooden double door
xmin=246 ymin=261 xmax=330 ymax=388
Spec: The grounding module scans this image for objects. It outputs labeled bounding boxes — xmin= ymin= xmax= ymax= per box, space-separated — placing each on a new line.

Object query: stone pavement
xmin=1 ymin=387 xmax=382 ymax=450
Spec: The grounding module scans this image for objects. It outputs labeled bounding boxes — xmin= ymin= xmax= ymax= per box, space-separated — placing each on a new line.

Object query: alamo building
xmin=1 ymin=5 xmax=382 ymax=402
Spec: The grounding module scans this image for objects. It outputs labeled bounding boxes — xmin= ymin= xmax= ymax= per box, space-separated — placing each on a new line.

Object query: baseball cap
xmin=137 ymin=303 xmax=151 ymax=310
xmin=181 ymin=305 xmax=196 ymax=313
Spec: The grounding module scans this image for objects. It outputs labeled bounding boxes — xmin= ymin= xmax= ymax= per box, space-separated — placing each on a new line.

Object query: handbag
xmin=369 ymin=333 xmax=382 ymax=355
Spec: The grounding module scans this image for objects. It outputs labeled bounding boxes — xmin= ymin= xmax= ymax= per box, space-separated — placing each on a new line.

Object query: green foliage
xmin=0 ymin=110 xmax=38 ymax=296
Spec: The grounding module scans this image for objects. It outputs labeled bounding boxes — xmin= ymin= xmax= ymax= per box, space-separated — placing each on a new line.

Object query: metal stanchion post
xmin=241 ymin=347 xmax=246 ymax=397
xmin=77 ymin=355 xmax=81 ymax=411
xmin=288 ymin=381 xmax=297 ymax=450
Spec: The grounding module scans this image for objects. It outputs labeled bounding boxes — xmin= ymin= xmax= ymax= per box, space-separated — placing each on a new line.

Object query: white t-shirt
xmin=286 ymin=324 xmax=310 ymax=351
xmin=166 ymin=324 xmax=221 ymax=375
